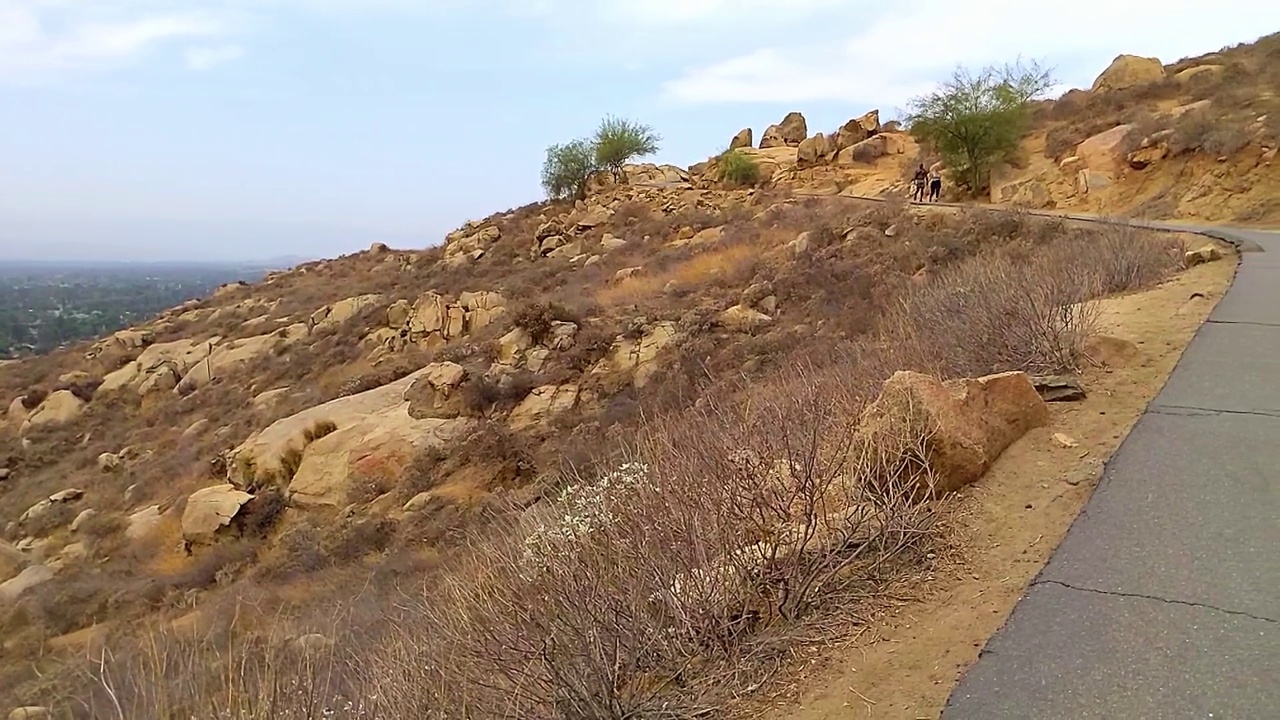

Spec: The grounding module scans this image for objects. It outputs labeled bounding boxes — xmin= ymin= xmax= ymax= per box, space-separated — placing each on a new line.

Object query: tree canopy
xmin=593 ymin=116 xmax=661 ymax=181
xmin=540 ymin=139 xmax=599 ymax=202
xmin=540 ymin=116 xmax=661 ymax=201
xmin=907 ymin=60 xmax=1054 ymax=194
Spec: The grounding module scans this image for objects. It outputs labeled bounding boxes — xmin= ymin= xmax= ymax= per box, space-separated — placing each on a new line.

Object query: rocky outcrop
xmin=182 ymin=485 xmax=253 ymax=543
xmin=760 ymin=112 xmax=808 ymax=149
xmin=1091 ymin=55 xmax=1166 ymax=93
xmin=835 ymin=110 xmax=881 ymax=151
xmin=0 ymin=565 xmax=56 ymax=604
xmin=176 ymin=326 xmax=310 ymax=395
xmin=509 ymin=384 xmax=580 ymax=430
xmin=729 ymin=128 xmax=753 ymax=150
xmin=796 ymin=133 xmax=834 ymax=169
xmin=443 ymin=223 xmax=501 ymax=266
xmin=858 ymin=371 xmax=1050 ymax=497
xmin=229 ymin=367 xmax=473 ymax=507
xmin=21 ymin=390 xmax=86 ymax=434
xmin=835 ymin=132 xmax=908 ymax=164
xmin=370 ymin=290 xmax=508 ymax=357
xmin=589 ymin=322 xmax=678 ymax=388
xmin=311 ymin=294 xmax=384 ymax=331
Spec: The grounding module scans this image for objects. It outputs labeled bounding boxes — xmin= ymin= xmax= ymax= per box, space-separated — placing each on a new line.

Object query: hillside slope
xmin=0 ymin=32 xmax=1273 ymax=720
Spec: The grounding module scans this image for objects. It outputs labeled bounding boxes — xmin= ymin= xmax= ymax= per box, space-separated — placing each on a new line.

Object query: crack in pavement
xmin=1149 ymin=404 xmax=1280 ymax=419
xmin=1035 ymin=580 xmax=1278 ymax=623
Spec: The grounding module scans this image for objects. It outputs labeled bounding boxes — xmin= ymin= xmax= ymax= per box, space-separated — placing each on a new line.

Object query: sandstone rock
xmin=369 ymin=242 xmax=389 ymax=254
xmin=509 ymin=384 xmax=579 ymax=430
xmin=1185 ymin=244 xmax=1224 ymax=267
xmin=796 ymin=133 xmax=833 ymax=169
xmin=1030 ymin=375 xmax=1087 ymax=402
xmin=70 ymin=509 xmax=98 ymax=532
xmin=858 ymin=371 xmax=1050 ymax=497
xmin=547 ymin=240 xmax=584 ymax=260
xmin=1076 ymin=169 xmax=1112 ymax=195
xmin=98 ymin=452 xmax=122 ymax=473
xmin=498 ymin=327 xmax=534 ymax=365
xmin=836 ymin=133 xmax=907 ymax=164
xmin=313 ymin=294 xmax=383 ymax=331
xmin=1175 ymin=65 xmax=1224 ymax=84
xmin=1127 ymin=144 xmax=1168 ymax=169
xmin=592 ymin=322 xmax=678 ymax=388
xmin=1081 ymin=335 xmax=1139 ymax=368
xmin=1076 ymin=123 xmax=1134 ymax=175
xmin=547 ymin=322 xmax=578 ymax=351
xmin=387 ymin=299 xmax=412 ymax=328
xmin=1092 ymin=55 xmax=1166 ymax=93
xmin=126 ymin=505 xmax=163 ymax=541
xmin=182 ymin=485 xmax=253 ymax=542
xmin=534 ymin=220 xmax=562 ymax=241
xmin=176 ymin=327 xmax=308 ymax=395
xmin=0 ymin=468 xmax=9 ymax=481
xmin=760 ymin=112 xmax=807 ymax=148
xmin=403 ymin=491 xmax=436 ymax=513
xmin=254 ymin=388 xmax=291 ymax=412
xmin=50 ymin=488 xmax=85 ymax=503
xmin=1053 ymin=433 xmax=1080 ymax=449
xmin=834 ymin=110 xmax=881 ymax=150
xmin=0 ymin=564 xmax=56 ymax=604
xmin=614 ymin=266 xmax=643 ymax=283
xmin=230 ymin=368 xmax=472 ymax=507
xmin=444 ymin=225 xmax=501 ymax=265
xmin=7 ymin=397 xmax=29 ymax=428
xmin=719 ymin=305 xmax=772 ymax=332
xmin=600 ymin=233 xmax=627 ymax=251
xmin=575 ymin=208 xmax=612 ymax=230
xmin=21 ymin=390 xmax=86 ymax=433
xmin=729 ymin=128 xmax=753 ymax=150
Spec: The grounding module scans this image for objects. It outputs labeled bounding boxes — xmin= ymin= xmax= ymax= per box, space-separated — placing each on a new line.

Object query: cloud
xmin=0 ymin=2 xmax=225 ymax=82
xmin=661 ymin=0 xmax=1280 ymax=106
xmin=185 ymin=44 xmax=245 ymax=71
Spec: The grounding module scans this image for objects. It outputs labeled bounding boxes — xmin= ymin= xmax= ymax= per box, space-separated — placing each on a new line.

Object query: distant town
xmin=0 ymin=260 xmax=299 ymax=359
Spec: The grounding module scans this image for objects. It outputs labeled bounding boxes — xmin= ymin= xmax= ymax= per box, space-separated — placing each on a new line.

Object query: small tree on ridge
xmin=907 ymin=60 xmax=1054 ymax=195
xmin=593 ymin=115 xmax=661 ymax=182
xmin=541 ymin=139 xmax=599 ymax=202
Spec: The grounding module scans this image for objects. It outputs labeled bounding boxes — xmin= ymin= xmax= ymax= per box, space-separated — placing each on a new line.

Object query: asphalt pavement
xmin=943 ymin=224 xmax=1280 ymax=719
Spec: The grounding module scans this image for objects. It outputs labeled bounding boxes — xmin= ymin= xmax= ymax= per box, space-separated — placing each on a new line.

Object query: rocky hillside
xmin=0 ymin=33 xmax=1270 ymax=719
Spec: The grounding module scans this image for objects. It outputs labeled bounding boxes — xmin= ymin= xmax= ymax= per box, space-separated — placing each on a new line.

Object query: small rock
xmin=98 ymin=452 xmax=122 ymax=473
xmin=70 ymin=509 xmax=98 ymax=532
xmin=8 ymin=707 xmax=50 ymax=720
xmin=1030 ymin=375 xmax=1087 ymax=402
xmin=1184 ymin=244 xmax=1223 ymax=267
xmin=884 ymin=224 xmax=899 ymax=237
xmin=0 ymin=468 xmax=10 ymax=481
xmin=403 ymin=492 xmax=435 ymax=513
xmin=1053 ymin=433 xmax=1080 ymax=449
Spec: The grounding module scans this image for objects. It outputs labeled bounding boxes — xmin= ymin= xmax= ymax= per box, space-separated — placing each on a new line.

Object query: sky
xmin=1 ymin=1 xmax=1278 ymax=262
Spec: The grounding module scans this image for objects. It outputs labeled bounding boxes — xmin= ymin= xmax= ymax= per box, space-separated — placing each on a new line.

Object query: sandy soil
xmin=753 ymin=237 xmax=1238 ymax=720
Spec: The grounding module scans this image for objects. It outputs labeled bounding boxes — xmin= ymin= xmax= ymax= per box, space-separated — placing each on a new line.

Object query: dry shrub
xmin=887 ymin=224 xmax=1183 ymax=377
xmin=361 ymin=361 xmax=937 ymax=719
xmin=1168 ymin=110 xmax=1251 ymax=156
xmin=72 ymin=625 xmax=367 ymax=720
xmin=512 ymin=301 xmax=578 ymax=344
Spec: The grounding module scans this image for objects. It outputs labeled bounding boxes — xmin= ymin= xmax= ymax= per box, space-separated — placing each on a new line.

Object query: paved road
xmin=943 ymin=223 xmax=1280 ymax=718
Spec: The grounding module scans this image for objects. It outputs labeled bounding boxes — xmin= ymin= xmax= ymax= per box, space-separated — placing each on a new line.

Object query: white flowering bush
xmin=519 ymin=461 xmax=649 ymax=579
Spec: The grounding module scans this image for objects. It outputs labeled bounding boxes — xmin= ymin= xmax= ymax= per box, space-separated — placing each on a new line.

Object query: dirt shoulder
xmin=753 ymin=235 xmax=1237 ymax=720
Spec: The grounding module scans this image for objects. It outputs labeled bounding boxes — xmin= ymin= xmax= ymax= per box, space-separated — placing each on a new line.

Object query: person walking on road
xmin=928 ymin=169 xmax=942 ymax=202
xmin=911 ymin=164 xmax=928 ymax=202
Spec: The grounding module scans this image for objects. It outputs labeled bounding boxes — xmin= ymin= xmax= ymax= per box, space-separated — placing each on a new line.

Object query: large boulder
xmin=312 ymin=294 xmax=383 ymax=331
xmin=759 ymin=112 xmax=808 ymax=148
xmin=509 ymin=384 xmax=580 ymax=430
xmin=228 ymin=367 xmax=473 ymax=507
xmin=590 ymin=322 xmax=678 ymax=388
xmin=0 ymin=564 xmax=56 ymax=604
xmin=835 ymin=110 xmax=881 ymax=150
xmin=182 ymin=485 xmax=254 ymax=542
xmin=835 ymin=132 xmax=908 ymax=164
xmin=729 ymin=128 xmax=753 ymax=150
xmin=1091 ymin=55 xmax=1166 ymax=93
xmin=21 ymin=390 xmax=86 ymax=433
xmin=176 ymin=326 xmax=309 ymax=395
xmin=796 ymin=133 xmax=834 ymax=169
xmin=858 ymin=371 xmax=1050 ymax=497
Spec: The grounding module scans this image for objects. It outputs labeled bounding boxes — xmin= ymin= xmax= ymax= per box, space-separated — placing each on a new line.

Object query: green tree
xmin=907 ymin=60 xmax=1054 ymax=195
xmin=540 ymin=139 xmax=600 ymax=202
xmin=592 ymin=115 xmax=661 ymax=182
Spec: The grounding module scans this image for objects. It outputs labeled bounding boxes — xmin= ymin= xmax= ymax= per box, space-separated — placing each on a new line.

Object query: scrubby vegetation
xmin=541 ymin=116 xmax=661 ymax=200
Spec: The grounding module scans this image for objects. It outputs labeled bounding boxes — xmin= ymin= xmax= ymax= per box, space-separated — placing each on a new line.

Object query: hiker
xmin=911 ymin=164 xmax=928 ymax=202
xmin=928 ymin=169 xmax=942 ymax=202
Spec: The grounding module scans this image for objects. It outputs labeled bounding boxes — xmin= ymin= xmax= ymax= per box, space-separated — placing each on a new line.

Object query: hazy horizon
xmin=4 ymin=1 xmax=1280 ymax=263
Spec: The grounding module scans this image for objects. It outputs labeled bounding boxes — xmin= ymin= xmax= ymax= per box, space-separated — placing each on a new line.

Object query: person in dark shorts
xmin=911 ymin=164 xmax=928 ymax=201
xmin=928 ymin=169 xmax=942 ymax=202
